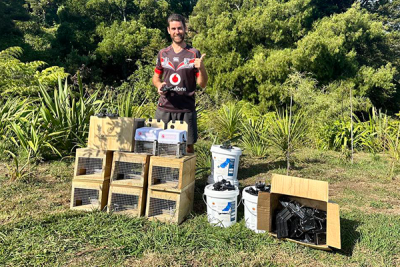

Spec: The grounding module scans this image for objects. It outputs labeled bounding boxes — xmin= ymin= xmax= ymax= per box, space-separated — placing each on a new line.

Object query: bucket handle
xmin=202 ymin=193 xmax=242 ymax=214
xmin=243 ymin=199 xmax=257 ymax=216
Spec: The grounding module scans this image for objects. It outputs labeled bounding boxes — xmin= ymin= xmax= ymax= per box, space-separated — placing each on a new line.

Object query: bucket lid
xmin=204 ymin=184 xmax=239 ymax=198
xmin=210 ymin=144 xmax=242 ymax=156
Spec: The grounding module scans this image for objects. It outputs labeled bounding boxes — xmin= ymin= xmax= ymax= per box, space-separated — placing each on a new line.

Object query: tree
xmin=95 ymin=20 xmax=165 ymax=81
xmin=0 ymin=47 xmax=68 ymax=96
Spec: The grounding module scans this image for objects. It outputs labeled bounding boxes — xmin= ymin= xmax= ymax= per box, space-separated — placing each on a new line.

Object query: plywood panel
xmin=88 ymin=116 xmax=145 ymax=151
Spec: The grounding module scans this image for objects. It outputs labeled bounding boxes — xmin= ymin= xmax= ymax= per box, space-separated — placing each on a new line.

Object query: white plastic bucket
xmin=209 ymin=145 xmax=242 ymax=187
xmin=242 ymin=186 xmax=265 ymax=233
xmin=203 ymin=184 xmax=240 ymax=228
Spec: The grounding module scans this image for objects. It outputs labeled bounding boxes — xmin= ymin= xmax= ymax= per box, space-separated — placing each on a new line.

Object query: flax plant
xmin=214 ymin=102 xmax=243 ymax=142
xmin=241 ymin=118 xmax=269 ymax=158
xmin=39 ymin=74 xmax=105 ymax=152
xmin=265 ymin=109 xmax=307 ymax=172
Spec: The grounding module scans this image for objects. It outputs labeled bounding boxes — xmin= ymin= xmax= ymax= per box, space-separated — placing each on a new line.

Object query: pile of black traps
xmin=275 ymin=197 xmax=327 ymax=245
xmin=245 ymin=181 xmax=271 ymax=196
xmin=213 ymin=179 xmax=236 ymax=191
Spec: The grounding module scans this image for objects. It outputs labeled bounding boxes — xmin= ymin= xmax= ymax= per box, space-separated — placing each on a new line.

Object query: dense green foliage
xmin=1 ymin=0 xmax=400 ymax=167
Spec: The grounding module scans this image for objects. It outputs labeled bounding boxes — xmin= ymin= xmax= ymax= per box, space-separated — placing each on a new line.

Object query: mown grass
xmin=1 ymin=148 xmax=400 ymax=266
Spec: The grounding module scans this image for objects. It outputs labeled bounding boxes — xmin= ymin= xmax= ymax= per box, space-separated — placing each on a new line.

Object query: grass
xmin=1 ymin=149 xmax=400 ymax=266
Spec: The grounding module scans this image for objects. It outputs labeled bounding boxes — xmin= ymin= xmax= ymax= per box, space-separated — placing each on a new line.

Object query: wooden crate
xmin=146 ymin=181 xmax=195 ymax=224
xmin=88 ymin=116 xmax=145 ymax=151
xmin=70 ymin=179 xmax=109 ymax=211
xmin=73 ymin=148 xmax=113 ymax=181
xmin=148 ymin=155 xmax=196 ymax=192
xmin=107 ymin=185 xmax=146 ymax=217
xmin=110 ymin=152 xmax=150 ymax=187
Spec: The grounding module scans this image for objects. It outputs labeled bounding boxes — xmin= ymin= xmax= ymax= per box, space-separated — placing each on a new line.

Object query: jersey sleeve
xmin=154 ymin=50 xmax=163 ymax=75
xmin=195 ymin=50 xmax=201 ymax=77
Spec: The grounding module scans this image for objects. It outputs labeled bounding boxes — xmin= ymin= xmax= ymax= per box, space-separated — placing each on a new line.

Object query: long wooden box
xmin=110 ymin=152 xmax=150 ymax=187
xmin=88 ymin=116 xmax=145 ymax=152
xmin=70 ymin=179 xmax=109 ymax=211
xmin=146 ymin=181 xmax=195 ymax=224
xmin=148 ymin=155 xmax=196 ymax=193
xmin=73 ymin=148 xmax=113 ymax=181
xmin=107 ymin=185 xmax=146 ymax=217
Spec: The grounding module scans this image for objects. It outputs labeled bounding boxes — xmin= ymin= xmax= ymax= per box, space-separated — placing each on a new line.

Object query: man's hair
xmin=167 ymin=14 xmax=186 ymax=29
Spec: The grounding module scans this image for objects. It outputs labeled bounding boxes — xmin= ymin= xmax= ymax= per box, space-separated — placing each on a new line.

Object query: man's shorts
xmin=155 ymin=109 xmax=198 ymax=145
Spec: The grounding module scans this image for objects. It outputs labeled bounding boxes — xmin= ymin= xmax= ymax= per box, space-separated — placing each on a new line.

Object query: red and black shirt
xmin=154 ymin=45 xmax=201 ymax=112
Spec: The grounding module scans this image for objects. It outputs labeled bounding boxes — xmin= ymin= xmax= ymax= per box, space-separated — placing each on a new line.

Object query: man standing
xmin=152 ymin=14 xmax=208 ymax=153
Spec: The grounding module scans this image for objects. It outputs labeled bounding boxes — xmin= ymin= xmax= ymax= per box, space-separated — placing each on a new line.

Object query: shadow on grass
xmin=336 ymin=217 xmax=361 ymax=256
xmin=239 ymin=160 xmax=305 ymax=180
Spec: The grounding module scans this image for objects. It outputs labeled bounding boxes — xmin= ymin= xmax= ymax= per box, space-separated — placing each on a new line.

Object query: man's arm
xmin=153 ymin=72 xmax=166 ymax=95
xmin=194 ymin=54 xmax=208 ymax=88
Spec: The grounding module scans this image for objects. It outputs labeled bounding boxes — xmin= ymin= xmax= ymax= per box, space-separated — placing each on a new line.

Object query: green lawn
xmin=1 ymin=149 xmax=400 ymax=266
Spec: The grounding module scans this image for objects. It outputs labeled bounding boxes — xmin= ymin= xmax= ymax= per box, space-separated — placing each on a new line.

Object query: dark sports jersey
xmin=154 ymin=45 xmax=201 ymax=112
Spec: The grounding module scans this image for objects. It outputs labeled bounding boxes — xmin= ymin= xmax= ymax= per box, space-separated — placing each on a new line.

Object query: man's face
xmin=167 ymin=21 xmax=185 ymax=44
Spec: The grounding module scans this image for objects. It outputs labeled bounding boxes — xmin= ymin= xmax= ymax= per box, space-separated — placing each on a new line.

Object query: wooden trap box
xmin=88 ymin=116 xmax=145 ymax=152
xmin=110 ymin=152 xmax=150 ymax=187
xmin=73 ymin=148 xmax=113 ymax=181
xmin=70 ymin=179 xmax=109 ymax=211
xmin=257 ymin=174 xmax=341 ymax=250
xmin=107 ymin=185 xmax=146 ymax=217
xmin=148 ymin=155 xmax=196 ymax=193
xmin=146 ymin=181 xmax=195 ymax=224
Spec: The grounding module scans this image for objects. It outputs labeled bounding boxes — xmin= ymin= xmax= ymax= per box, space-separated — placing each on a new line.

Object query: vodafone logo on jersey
xmin=169 ymin=73 xmax=181 ymax=85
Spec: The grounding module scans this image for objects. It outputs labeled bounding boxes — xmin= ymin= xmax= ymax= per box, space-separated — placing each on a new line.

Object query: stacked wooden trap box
xmin=107 ymin=152 xmax=150 ymax=216
xmin=70 ymin=117 xmax=196 ymax=224
xmin=70 ymin=148 xmax=113 ymax=211
xmin=145 ymin=120 xmax=196 ymax=224
xmin=70 ymin=116 xmax=145 ymax=212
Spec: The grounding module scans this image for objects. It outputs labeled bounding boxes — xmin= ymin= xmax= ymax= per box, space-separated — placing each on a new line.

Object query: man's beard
xmin=173 ymin=34 xmax=185 ymax=44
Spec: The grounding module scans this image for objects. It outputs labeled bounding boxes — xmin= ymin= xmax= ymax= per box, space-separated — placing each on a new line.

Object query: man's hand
xmin=194 ymin=54 xmax=206 ymax=70
xmin=157 ymin=82 xmax=167 ymax=95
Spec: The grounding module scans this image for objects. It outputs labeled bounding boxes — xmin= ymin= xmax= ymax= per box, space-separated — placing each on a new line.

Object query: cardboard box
xmin=88 ymin=116 xmax=145 ymax=151
xmin=257 ymin=174 xmax=341 ymax=250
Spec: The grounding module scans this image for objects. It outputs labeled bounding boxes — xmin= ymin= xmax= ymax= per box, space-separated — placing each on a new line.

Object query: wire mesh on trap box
xmin=72 ymin=187 xmax=100 ymax=207
xmin=113 ymin=161 xmax=143 ymax=180
xmin=76 ymin=157 xmax=103 ymax=176
xmin=148 ymin=197 xmax=177 ymax=217
xmin=151 ymin=165 xmax=180 ymax=187
xmin=134 ymin=140 xmax=157 ymax=155
xmin=158 ymin=143 xmax=186 ymax=158
xmin=110 ymin=192 xmax=139 ymax=212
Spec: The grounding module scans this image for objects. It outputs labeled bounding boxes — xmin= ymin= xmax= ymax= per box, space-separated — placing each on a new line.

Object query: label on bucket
xmin=215 ymin=158 xmax=235 ymax=177
xmin=209 ymin=199 xmax=236 ymax=225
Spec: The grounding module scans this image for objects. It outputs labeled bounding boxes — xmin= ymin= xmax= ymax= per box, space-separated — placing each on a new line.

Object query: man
xmin=152 ymin=14 xmax=208 ymax=153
